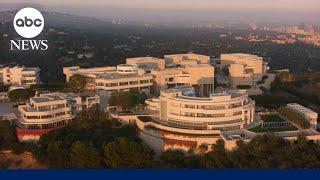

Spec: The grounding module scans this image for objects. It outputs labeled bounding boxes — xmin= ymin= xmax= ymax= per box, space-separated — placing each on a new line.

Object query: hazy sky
xmin=1 ymin=0 xmax=319 ymax=24
xmin=3 ymin=0 xmax=320 ymax=12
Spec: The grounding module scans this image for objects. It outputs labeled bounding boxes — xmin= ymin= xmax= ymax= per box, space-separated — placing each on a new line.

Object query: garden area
xmin=261 ymin=115 xmax=284 ymax=123
xmin=249 ymin=114 xmax=298 ymax=133
xmin=249 ymin=125 xmax=298 ymax=133
xmin=278 ymin=107 xmax=310 ymax=129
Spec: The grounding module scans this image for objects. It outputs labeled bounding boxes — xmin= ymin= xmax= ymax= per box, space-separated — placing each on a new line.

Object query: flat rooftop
xmin=220 ymin=129 xmax=257 ymax=140
xmin=127 ymin=57 xmax=164 ymax=61
xmin=96 ymin=73 xmax=152 ymax=80
xmin=186 ymin=64 xmax=214 ymax=68
xmin=162 ymin=86 xmax=194 ymax=93
xmin=0 ymin=103 xmax=17 ymax=115
xmin=32 ymin=96 xmax=65 ymax=103
xmin=274 ymin=129 xmax=320 ymax=137
xmin=165 ymin=53 xmax=209 ymax=57
xmin=23 ymin=67 xmax=39 ymax=71
xmin=287 ymin=103 xmax=318 ymax=115
xmin=162 ymin=86 xmax=248 ymax=101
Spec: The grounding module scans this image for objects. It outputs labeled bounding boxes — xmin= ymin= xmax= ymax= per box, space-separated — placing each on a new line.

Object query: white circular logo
xmin=13 ymin=7 xmax=44 ymax=38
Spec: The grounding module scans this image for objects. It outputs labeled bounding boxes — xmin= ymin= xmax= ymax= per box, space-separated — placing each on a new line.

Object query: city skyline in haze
xmin=2 ymin=0 xmax=320 ymax=12
xmin=1 ymin=0 xmax=320 ymax=24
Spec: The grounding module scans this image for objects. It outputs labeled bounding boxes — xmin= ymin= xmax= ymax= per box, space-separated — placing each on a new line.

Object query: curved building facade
xmin=138 ymin=86 xmax=256 ymax=153
xmin=16 ymin=92 xmax=100 ymax=142
xmin=116 ymin=64 xmax=139 ymax=74
xmin=17 ymin=95 xmax=74 ymax=141
xmin=159 ymin=86 xmax=255 ymax=131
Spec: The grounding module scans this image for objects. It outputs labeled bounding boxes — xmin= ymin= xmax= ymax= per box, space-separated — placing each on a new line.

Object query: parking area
xmin=0 ymin=102 xmax=18 ymax=115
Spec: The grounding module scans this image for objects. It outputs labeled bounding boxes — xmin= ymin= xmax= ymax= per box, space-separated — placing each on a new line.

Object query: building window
xmin=197 ymin=113 xmax=204 ymax=117
xmin=130 ymin=81 xmax=139 ymax=85
xmin=119 ymin=82 xmax=129 ymax=86
xmin=26 ymin=116 xmax=39 ymax=119
xmin=185 ymin=112 xmax=196 ymax=117
xmin=140 ymin=80 xmax=149 ymax=84
xmin=104 ymin=83 xmax=118 ymax=87
xmin=229 ymin=102 xmax=242 ymax=108
xmin=52 ymin=104 xmax=65 ymax=110
xmin=41 ymin=115 xmax=54 ymax=119
xmin=197 ymin=105 xmax=225 ymax=110
xmin=38 ymin=106 xmax=51 ymax=111
xmin=184 ymin=104 xmax=196 ymax=109
xmin=55 ymin=112 xmax=66 ymax=117
xmin=233 ymin=111 xmax=242 ymax=116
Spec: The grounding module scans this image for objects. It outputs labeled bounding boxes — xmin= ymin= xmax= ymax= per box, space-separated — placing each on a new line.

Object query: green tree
xmin=46 ymin=141 xmax=69 ymax=168
xmin=278 ymin=107 xmax=310 ymax=129
xmin=0 ymin=121 xmax=18 ymax=150
xmin=200 ymin=139 xmax=231 ymax=168
xmin=0 ymin=83 xmax=9 ymax=92
xmin=230 ymin=134 xmax=290 ymax=168
xmin=102 ymin=137 xmax=153 ymax=168
xmin=35 ymin=107 xmax=137 ymax=168
xmin=285 ymin=135 xmax=320 ymax=168
xmin=137 ymin=91 xmax=148 ymax=104
xmin=199 ymin=144 xmax=209 ymax=154
xmin=68 ymin=74 xmax=87 ymax=93
xmin=160 ymin=150 xmax=185 ymax=168
xmin=70 ymin=141 xmax=102 ymax=168
xmin=71 ymin=105 xmax=112 ymax=130
xmin=8 ymin=88 xmax=35 ymax=104
xmin=108 ymin=90 xmax=147 ymax=111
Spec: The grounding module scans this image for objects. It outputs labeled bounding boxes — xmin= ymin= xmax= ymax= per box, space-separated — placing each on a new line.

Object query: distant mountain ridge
xmin=0 ymin=8 xmax=112 ymax=29
xmin=0 ymin=3 xmax=41 ymax=11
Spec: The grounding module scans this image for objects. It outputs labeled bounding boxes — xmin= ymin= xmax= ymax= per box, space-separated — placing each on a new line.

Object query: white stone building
xmin=220 ymin=53 xmax=268 ymax=89
xmin=158 ymin=86 xmax=255 ymax=130
xmin=17 ymin=95 xmax=74 ymax=141
xmin=164 ymin=54 xmax=210 ymax=66
xmin=137 ymin=86 xmax=256 ymax=153
xmin=17 ymin=92 xmax=100 ymax=141
xmin=287 ymin=103 xmax=318 ymax=129
xmin=63 ymin=54 xmax=214 ymax=96
xmin=151 ymin=64 xmax=215 ymax=97
xmin=0 ymin=66 xmax=40 ymax=87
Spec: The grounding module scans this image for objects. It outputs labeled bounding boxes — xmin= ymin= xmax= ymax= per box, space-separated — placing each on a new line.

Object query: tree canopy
xmin=108 ymin=90 xmax=148 ymax=111
xmin=160 ymin=150 xmax=185 ymax=168
xmin=70 ymin=141 xmax=102 ymax=168
xmin=103 ymin=137 xmax=154 ymax=168
xmin=159 ymin=135 xmax=320 ymax=169
xmin=68 ymin=74 xmax=87 ymax=93
xmin=0 ymin=83 xmax=9 ymax=92
xmin=3 ymin=106 xmax=320 ymax=169
xmin=8 ymin=88 xmax=35 ymax=104
xmin=0 ymin=121 xmax=18 ymax=150
xmin=33 ymin=106 xmax=141 ymax=168
xmin=278 ymin=107 xmax=310 ymax=129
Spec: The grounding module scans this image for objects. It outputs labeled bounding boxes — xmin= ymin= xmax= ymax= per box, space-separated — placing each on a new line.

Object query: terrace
xmin=248 ymin=114 xmax=298 ymax=133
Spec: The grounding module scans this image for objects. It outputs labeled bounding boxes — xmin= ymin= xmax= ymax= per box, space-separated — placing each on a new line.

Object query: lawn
xmin=248 ymin=125 xmax=298 ymax=133
xmin=261 ymin=115 xmax=285 ymax=123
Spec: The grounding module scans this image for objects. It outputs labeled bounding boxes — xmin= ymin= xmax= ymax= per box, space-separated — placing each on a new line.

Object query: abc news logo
xmin=10 ymin=7 xmax=48 ymax=51
xmin=15 ymin=16 xmax=43 ymax=28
